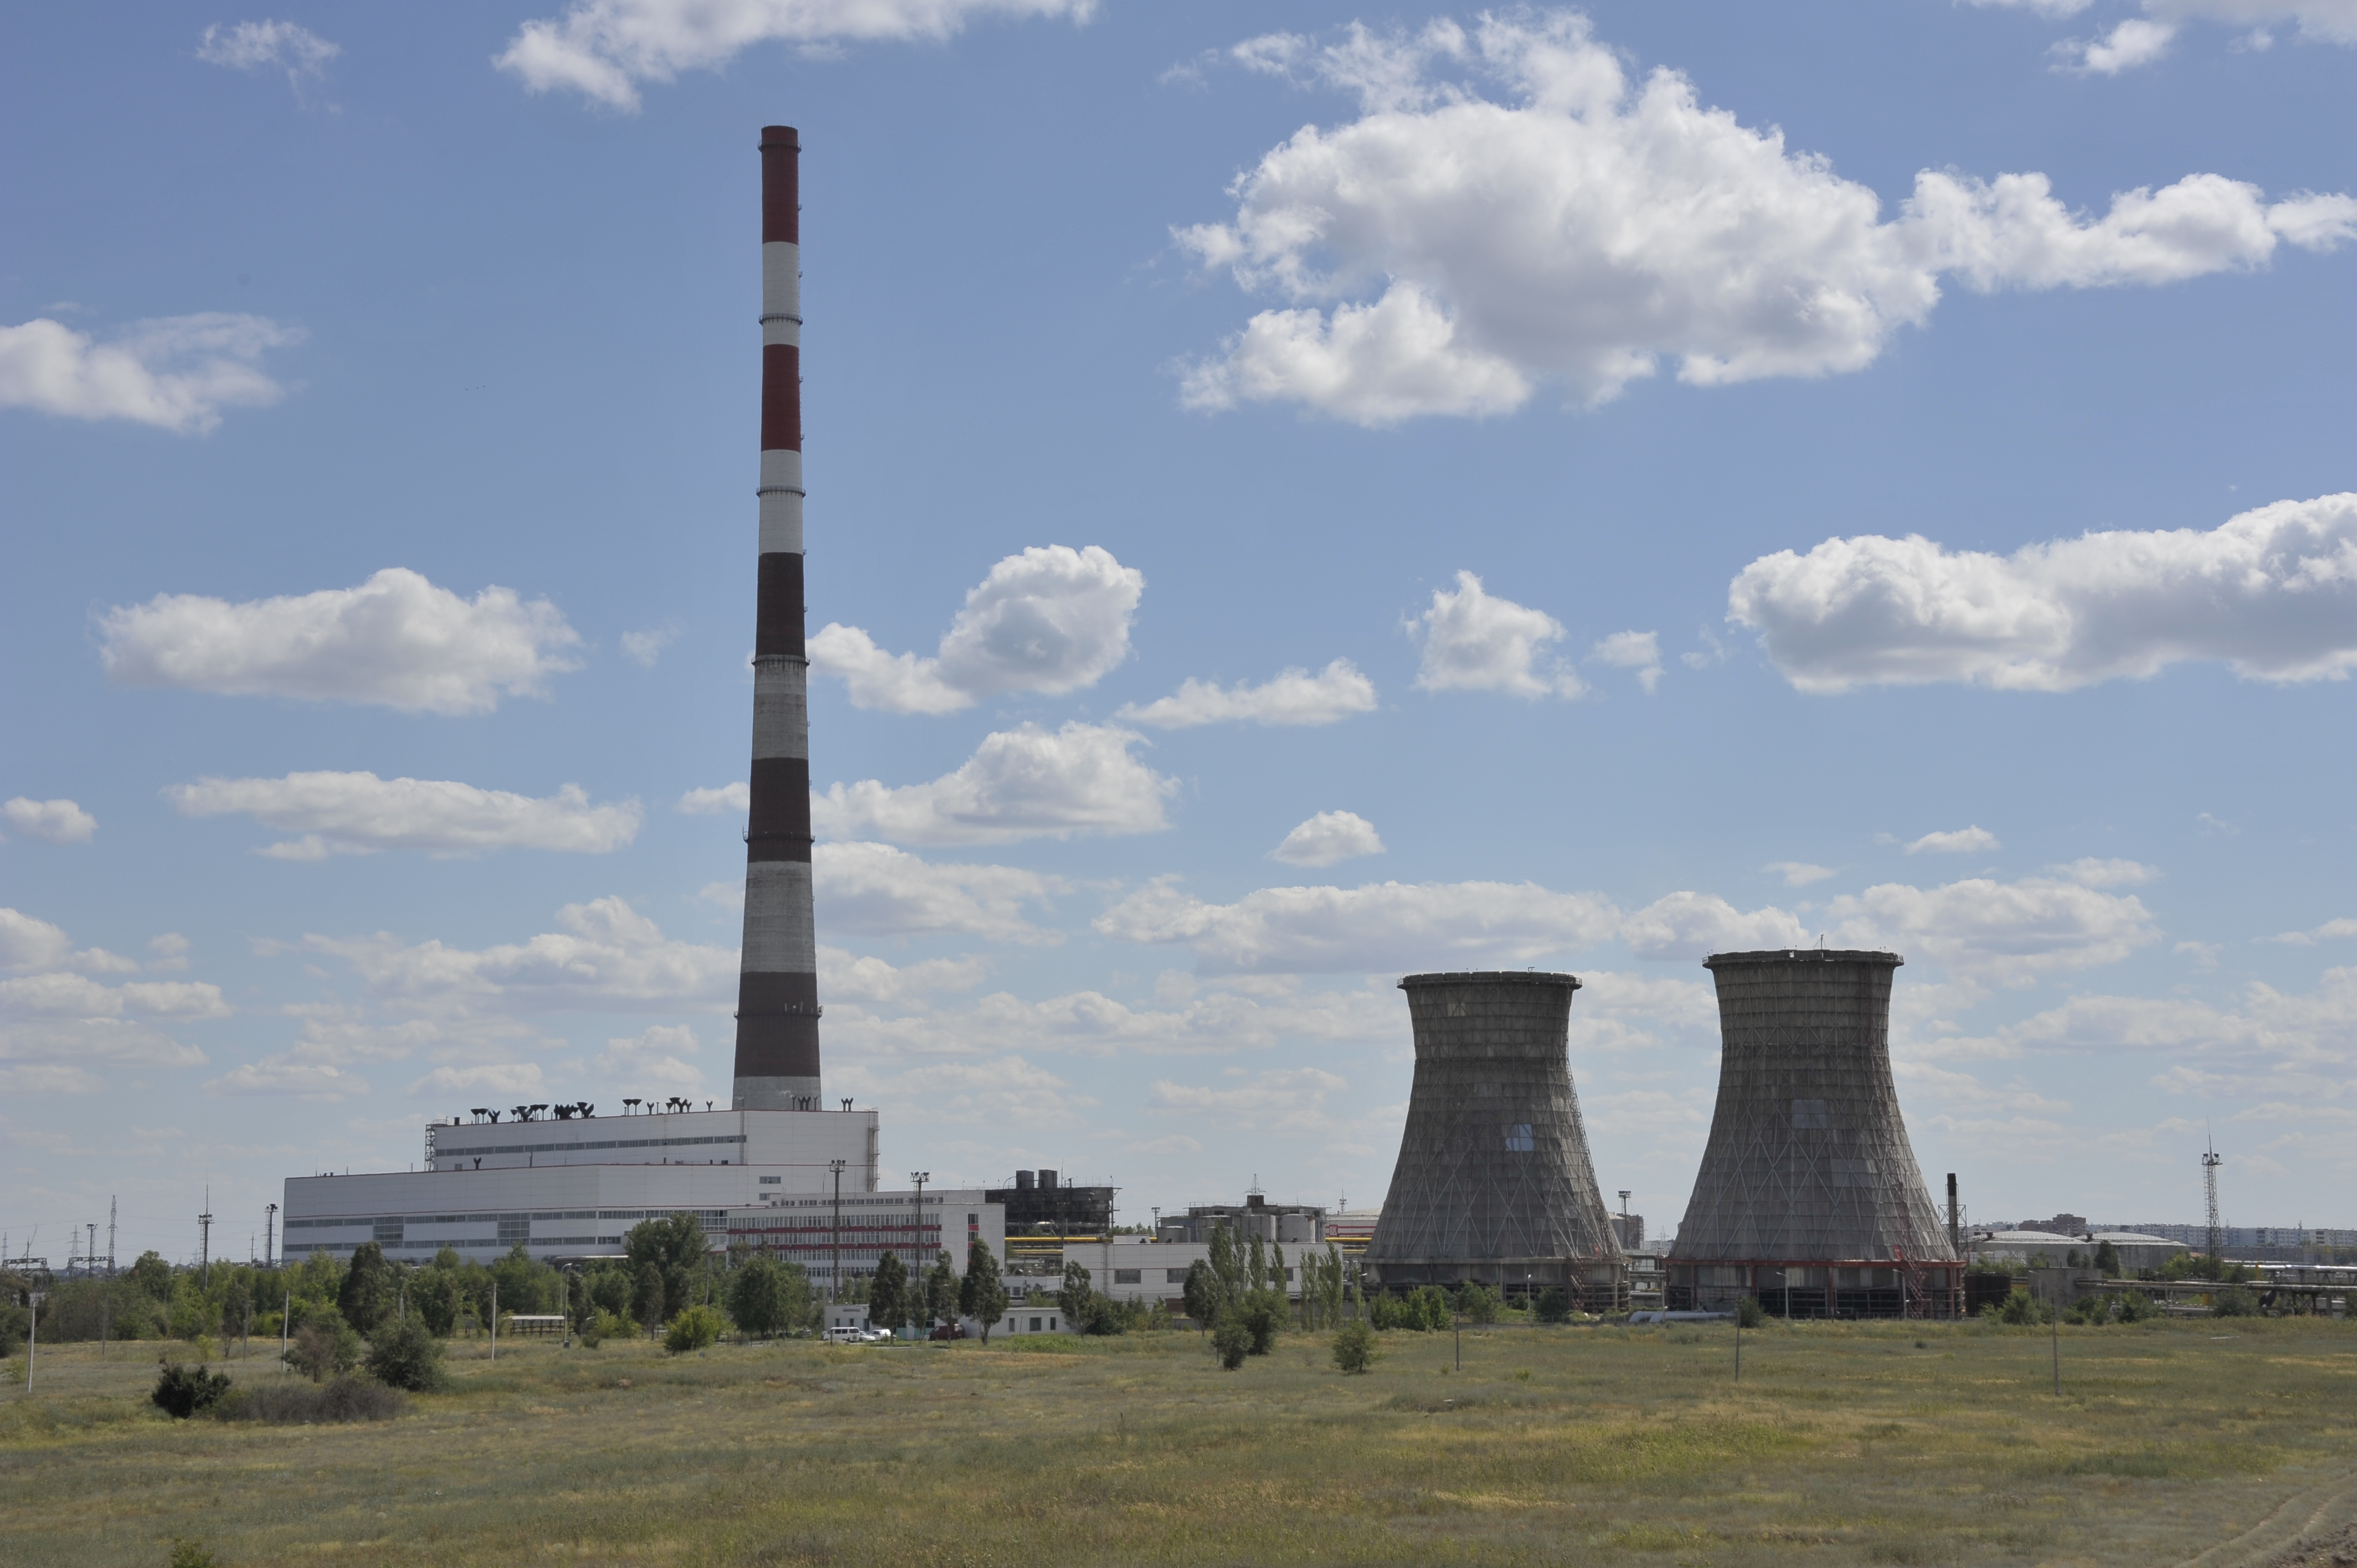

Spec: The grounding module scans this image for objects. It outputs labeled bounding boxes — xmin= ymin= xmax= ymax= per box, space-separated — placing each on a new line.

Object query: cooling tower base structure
xmin=1667 ymin=950 xmax=1962 ymax=1319
xmin=1362 ymin=972 xmax=1627 ymax=1309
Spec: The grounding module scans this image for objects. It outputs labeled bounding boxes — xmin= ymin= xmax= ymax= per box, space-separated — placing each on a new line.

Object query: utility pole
xmin=1947 ymin=1174 xmax=1960 ymax=1254
xmin=87 ymin=1224 xmax=98 ymax=1280
xmin=912 ymin=1170 xmax=930 ymax=1270
xmin=829 ymin=1159 xmax=846 ymax=1307
xmin=107 ymin=1196 xmax=116 ymax=1276
xmin=265 ymin=1203 xmax=277 ymax=1270
xmin=2202 ymin=1138 xmax=2225 ymax=1272
xmin=24 ymin=1289 xmax=44 ymax=1392
xmin=199 ymin=1188 xmax=214 ymax=1286
xmin=281 ymin=1285 xmax=291 ymax=1374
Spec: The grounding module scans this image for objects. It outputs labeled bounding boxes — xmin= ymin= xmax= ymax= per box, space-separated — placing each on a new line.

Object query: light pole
xmin=910 ymin=1173 xmax=931 ymax=1343
xmin=829 ymin=1159 xmax=846 ymax=1309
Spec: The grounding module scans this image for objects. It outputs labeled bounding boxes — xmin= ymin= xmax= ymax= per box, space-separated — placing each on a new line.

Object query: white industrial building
xmin=1968 ymin=1229 xmax=2187 ymax=1272
xmin=284 ymin=1106 xmax=1002 ymax=1291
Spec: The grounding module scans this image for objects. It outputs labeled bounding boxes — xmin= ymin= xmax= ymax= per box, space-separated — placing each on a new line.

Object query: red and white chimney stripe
xmin=734 ymin=125 xmax=821 ymax=1111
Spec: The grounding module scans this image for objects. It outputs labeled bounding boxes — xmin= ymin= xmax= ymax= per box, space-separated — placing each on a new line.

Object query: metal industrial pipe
xmin=734 ymin=125 xmax=822 ymax=1111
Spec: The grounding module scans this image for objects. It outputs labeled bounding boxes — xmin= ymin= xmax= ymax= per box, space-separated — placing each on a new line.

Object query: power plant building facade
xmin=1668 ymin=950 xmax=1962 ymax=1317
xmin=1362 ymin=972 xmax=1626 ymax=1306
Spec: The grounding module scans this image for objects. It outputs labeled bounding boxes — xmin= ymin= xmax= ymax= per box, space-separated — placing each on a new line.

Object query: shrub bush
xmin=222 ymin=1376 xmax=406 ymax=1424
xmin=2210 ymin=1286 xmax=2257 ymax=1318
xmin=286 ymin=1314 xmax=363 ymax=1382
xmin=665 ymin=1303 xmax=727 ymax=1354
xmin=2117 ymin=1289 xmax=2162 ymax=1324
xmin=364 ymin=1317 xmax=447 ymax=1392
xmin=1408 ymin=1285 xmax=1453 ymax=1331
xmin=1736 ymin=1295 xmax=1767 ymax=1329
xmin=1332 ymin=1320 xmax=1378 ymax=1374
xmin=1984 ymin=1287 xmax=2052 ymax=1326
xmin=152 ymin=1361 xmax=233 ymax=1419
xmin=1212 ymin=1318 xmax=1251 ymax=1370
xmin=1533 ymin=1287 xmax=1571 ymax=1324
xmin=168 ymin=1538 xmax=219 ymax=1568
xmin=1457 ymin=1283 xmax=1501 ymax=1325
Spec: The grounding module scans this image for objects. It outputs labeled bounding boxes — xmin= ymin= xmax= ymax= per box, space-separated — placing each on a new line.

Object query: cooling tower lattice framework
xmin=1362 ymin=972 xmax=1626 ymax=1303
xmin=1668 ymin=949 xmax=1960 ymax=1319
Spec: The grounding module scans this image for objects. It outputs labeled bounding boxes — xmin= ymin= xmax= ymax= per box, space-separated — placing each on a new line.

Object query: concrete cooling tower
xmin=1666 ymin=950 xmax=1961 ymax=1318
xmin=1362 ymin=972 xmax=1627 ymax=1308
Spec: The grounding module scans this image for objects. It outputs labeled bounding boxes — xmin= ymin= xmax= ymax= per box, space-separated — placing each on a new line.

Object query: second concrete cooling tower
xmin=1362 ymin=972 xmax=1626 ymax=1307
xmin=1667 ymin=950 xmax=1960 ymax=1318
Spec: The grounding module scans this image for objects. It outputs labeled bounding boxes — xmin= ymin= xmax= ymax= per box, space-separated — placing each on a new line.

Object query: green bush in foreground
xmin=2210 ymin=1286 xmax=2257 ymax=1318
xmin=152 ymin=1361 xmax=233 ymax=1419
xmin=168 ymin=1537 xmax=219 ymax=1568
xmin=665 ymin=1303 xmax=727 ymax=1354
xmin=223 ymin=1376 xmax=406 ymax=1424
xmin=2117 ymin=1289 xmax=2162 ymax=1324
xmin=365 ymin=1316 xmax=447 ymax=1391
xmin=1533 ymin=1287 xmax=1571 ymax=1324
xmin=1211 ymin=1318 xmax=1250 ymax=1370
xmin=1737 ymin=1294 xmax=1767 ymax=1329
xmin=1332 ymin=1320 xmax=1378 ymax=1374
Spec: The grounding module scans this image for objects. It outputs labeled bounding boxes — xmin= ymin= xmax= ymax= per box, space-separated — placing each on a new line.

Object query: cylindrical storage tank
xmin=1278 ymin=1213 xmax=1315 ymax=1246
xmin=1038 ymin=1169 xmax=1058 ymax=1191
xmin=1668 ymin=950 xmax=1960 ymax=1319
xmin=1014 ymin=1170 xmax=1035 ymax=1192
xmin=1362 ymin=972 xmax=1625 ymax=1304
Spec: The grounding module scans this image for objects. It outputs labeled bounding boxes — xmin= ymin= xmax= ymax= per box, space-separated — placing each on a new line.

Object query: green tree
xmin=2117 ymin=1288 xmax=2161 ymax=1323
xmin=1208 ymin=1221 xmax=1242 ymax=1297
xmin=1736 ymin=1294 xmax=1767 ymax=1329
xmin=958 ymin=1239 xmax=1010 ymax=1343
xmin=412 ymin=1263 xmax=457 ymax=1329
xmin=151 ymin=1361 xmax=233 ymax=1419
xmin=1332 ymin=1319 xmax=1378 ymax=1374
xmin=287 ymin=1306 xmax=363 ymax=1380
xmin=364 ymin=1317 xmax=447 ymax=1391
xmin=1247 ymin=1233 xmax=1268 ymax=1292
xmin=727 ymin=1254 xmax=809 ymax=1339
xmin=1059 ymin=1261 xmax=1095 ymax=1328
xmin=1237 ymin=1290 xmax=1285 ymax=1355
xmin=2094 ymin=1240 xmax=2123 ymax=1277
xmin=869 ymin=1251 xmax=910 ymax=1338
xmin=1459 ymin=1282 xmax=1501 ymax=1325
xmin=924 ymin=1250 xmax=959 ymax=1335
xmin=490 ymin=1244 xmax=552 ymax=1316
xmin=624 ymin=1213 xmax=709 ymax=1321
xmin=338 ymin=1242 xmax=396 ymax=1337
xmin=1181 ymin=1258 xmax=1224 ymax=1330
xmin=130 ymin=1250 xmax=174 ymax=1302
xmin=634 ymin=1263 xmax=667 ymax=1334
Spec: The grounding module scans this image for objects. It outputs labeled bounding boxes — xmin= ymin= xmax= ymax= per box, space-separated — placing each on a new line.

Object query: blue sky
xmin=4 ymin=0 xmax=2353 ymax=1265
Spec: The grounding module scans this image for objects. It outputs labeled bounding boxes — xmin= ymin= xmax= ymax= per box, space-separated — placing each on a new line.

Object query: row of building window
xmin=290 ymin=1209 xmax=728 ymax=1232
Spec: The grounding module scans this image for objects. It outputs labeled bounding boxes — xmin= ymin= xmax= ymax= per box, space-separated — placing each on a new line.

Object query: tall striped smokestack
xmin=734 ymin=124 xmax=820 ymax=1112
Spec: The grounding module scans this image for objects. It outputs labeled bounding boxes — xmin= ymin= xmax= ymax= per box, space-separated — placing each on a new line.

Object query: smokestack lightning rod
xmin=734 ymin=125 xmax=821 ymax=1112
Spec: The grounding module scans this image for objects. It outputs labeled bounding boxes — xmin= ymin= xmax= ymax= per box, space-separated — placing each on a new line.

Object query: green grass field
xmin=6 ymin=1316 xmax=2355 ymax=1567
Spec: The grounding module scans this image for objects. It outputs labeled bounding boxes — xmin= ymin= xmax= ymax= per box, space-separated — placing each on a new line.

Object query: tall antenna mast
xmin=2201 ymin=1135 xmax=2224 ymax=1269
xmin=107 ymin=1196 xmax=116 ymax=1276
xmin=199 ymin=1187 xmax=214 ymax=1286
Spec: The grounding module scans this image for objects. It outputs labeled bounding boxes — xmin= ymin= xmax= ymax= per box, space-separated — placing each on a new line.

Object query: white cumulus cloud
xmin=814 ymin=842 xmax=1063 ymax=942
xmin=591 ymin=1024 xmax=704 ymax=1092
xmin=812 ymin=721 xmax=1176 ymax=845
xmin=197 ymin=19 xmax=340 ymax=94
xmin=1095 ymin=876 xmax=1619 ymax=975
xmin=809 ymin=545 xmax=1142 ymax=714
xmin=819 ymin=946 xmax=989 ymax=1005
xmin=1118 ymin=659 xmax=1376 ymax=728
xmin=0 ymin=314 xmax=301 ymax=434
xmin=99 ymin=567 xmax=583 ymax=714
xmin=1907 ymin=826 xmax=2001 ymax=855
xmin=678 ymin=782 xmax=751 ymax=816
xmin=300 ymin=897 xmax=736 ymax=1015
xmin=1589 ymin=630 xmax=1663 ymax=693
xmin=1764 ymin=861 xmax=1837 ymax=886
xmin=1270 ymin=811 xmax=1387 ymax=868
xmin=1 ymin=907 xmax=220 ymax=1090
xmin=1409 ymin=571 xmax=1586 ymax=699
xmin=2056 ymin=16 xmax=2180 ymax=70
xmin=1728 ymin=493 xmax=2357 ymax=693
xmin=2 ymin=798 xmax=96 ymax=844
xmin=1829 ymin=875 xmax=2161 ymax=983
xmin=1619 ymin=892 xmax=1809 ymax=960
xmin=1972 ymin=0 xmax=2357 ymax=73
xmin=497 ymin=0 xmax=1096 ymax=111
xmin=168 ymin=772 xmax=641 ymax=858
xmin=1175 ymin=13 xmax=2355 ymax=424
